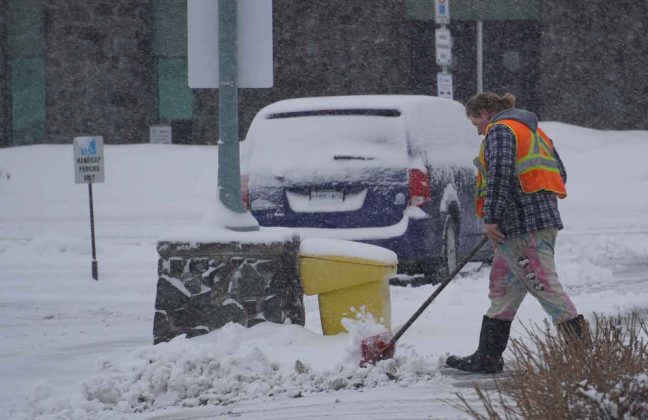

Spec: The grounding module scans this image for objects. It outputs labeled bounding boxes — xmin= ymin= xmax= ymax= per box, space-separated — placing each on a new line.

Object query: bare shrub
xmin=456 ymin=311 xmax=648 ymax=419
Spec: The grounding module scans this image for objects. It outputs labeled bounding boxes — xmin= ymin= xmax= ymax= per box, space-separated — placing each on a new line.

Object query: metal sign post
xmin=73 ymin=136 xmax=105 ymax=280
xmin=435 ymin=0 xmax=453 ymax=99
xmin=476 ymin=20 xmax=484 ymax=93
xmin=88 ymin=182 xmax=98 ymax=280
xmin=217 ymin=0 xmax=245 ymax=217
xmin=188 ymin=0 xmax=272 ymax=231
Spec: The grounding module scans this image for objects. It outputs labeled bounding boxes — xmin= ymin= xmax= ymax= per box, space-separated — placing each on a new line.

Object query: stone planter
xmin=153 ymin=235 xmax=304 ymax=344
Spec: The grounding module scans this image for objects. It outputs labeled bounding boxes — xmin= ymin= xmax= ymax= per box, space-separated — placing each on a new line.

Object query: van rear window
xmin=266 ymin=109 xmax=401 ymax=119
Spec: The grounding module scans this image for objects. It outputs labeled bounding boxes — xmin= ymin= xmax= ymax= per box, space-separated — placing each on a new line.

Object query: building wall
xmin=238 ymin=0 xmax=413 ymax=140
xmin=45 ymin=0 xmax=156 ymax=144
xmin=539 ymin=0 xmax=648 ymax=129
xmin=1 ymin=0 xmax=647 ymax=147
xmin=274 ymin=0 xmax=409 ymax=96
xmin=451 ymin=19 xmax=542 ymax=113
xmin=1 ymin=0 xmax=417 ymax=146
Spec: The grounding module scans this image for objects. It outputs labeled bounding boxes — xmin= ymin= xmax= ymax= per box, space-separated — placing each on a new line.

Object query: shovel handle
xmin=388 ymin=236 xmax=489 ymax=346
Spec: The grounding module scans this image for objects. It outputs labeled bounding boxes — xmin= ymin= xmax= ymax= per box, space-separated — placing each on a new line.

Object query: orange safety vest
xmin=474 ymin=119 xmax=567 ymax=218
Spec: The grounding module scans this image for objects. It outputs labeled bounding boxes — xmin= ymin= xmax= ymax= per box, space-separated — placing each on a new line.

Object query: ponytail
xmin=501 ymin=92 xmax=516 ymax=108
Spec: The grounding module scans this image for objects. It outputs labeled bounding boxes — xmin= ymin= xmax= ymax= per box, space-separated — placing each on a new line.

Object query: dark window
xmin=153 ymin=0 xmax=193 ymax=122
xmin=9 ymin=58 xmax=45 ymax=140
xmin=7 ymin=0 xmax=45 ymax=145
xmin=158 ymin=58 xmax=193 ymax=120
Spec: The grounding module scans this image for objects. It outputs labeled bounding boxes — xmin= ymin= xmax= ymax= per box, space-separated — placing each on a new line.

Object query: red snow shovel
xmin=360 ymin=236 xmax=489 ymax=366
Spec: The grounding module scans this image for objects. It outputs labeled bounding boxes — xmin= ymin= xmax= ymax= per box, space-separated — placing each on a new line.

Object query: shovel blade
xmin=360 ymin=331 xmax=395 ymax=366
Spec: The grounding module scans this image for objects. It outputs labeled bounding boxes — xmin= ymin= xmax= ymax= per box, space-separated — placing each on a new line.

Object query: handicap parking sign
xmin=74 ymin=136 xmax=105 ymax=184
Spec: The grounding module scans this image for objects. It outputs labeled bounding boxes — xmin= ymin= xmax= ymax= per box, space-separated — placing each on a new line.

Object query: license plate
xmin=310 ymin=190 xmax=343 ymax=201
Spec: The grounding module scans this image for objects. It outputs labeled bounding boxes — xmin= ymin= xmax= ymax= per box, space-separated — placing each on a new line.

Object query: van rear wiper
xmin=333 ymin=155 xmax=376 ymax=161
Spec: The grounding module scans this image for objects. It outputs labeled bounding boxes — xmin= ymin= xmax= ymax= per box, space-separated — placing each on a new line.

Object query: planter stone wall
xmin=153 ymin=236 xmax=304 ymax=344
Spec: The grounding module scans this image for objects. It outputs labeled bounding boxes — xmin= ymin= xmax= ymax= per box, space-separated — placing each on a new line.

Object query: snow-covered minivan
xmin=241 ymin=95 xmax=487 ymax=283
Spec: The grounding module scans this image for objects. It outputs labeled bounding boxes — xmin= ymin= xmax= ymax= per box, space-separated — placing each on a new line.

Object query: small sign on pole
xmin=435 ymin=27 xmax=452 ymax=66
xmin=437 ymin=72 xmax=454 ymax=99
xmin=73 ymin=136 xmax=104 ymax=280
xmin=434 ymin=0 xmax=450 ymax=25
xmin=74 ymin=136 xmax=105 ymax=184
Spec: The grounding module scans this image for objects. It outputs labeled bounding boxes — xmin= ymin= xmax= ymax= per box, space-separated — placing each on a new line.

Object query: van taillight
xmin=241 ymin=174 xmax=249 ymax=209
xmin=408 ymin=169 xmax=430 ymax=207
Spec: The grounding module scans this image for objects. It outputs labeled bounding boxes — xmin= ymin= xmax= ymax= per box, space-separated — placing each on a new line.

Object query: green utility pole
xmin=217 ymin=0 xmax=258 ymax=230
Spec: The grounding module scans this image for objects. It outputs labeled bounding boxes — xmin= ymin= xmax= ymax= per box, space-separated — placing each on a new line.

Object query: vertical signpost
xmin=434 ymin=0 xmax=453 ymax=99
xmin=188 ymin=0 xmax=272 ymax=231
xmin=217 ymin=0 xmax=244 ymax=216
xmin=476 ymin=20 xmax=484 ymax=93
xmin=74 ymin=136 xmax=105 ymax=280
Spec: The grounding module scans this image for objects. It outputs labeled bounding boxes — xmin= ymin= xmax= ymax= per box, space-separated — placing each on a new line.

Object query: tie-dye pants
xmin=486 ymin=228 xmax=578 ymax=324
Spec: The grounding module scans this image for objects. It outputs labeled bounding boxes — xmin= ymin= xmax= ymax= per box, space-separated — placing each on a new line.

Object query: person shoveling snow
xmin=446 ymin=92 xmax=589 ymax=374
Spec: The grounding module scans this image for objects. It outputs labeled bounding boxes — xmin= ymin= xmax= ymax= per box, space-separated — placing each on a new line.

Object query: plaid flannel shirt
xmin=482 ymin=124 xmax=566 ymax=237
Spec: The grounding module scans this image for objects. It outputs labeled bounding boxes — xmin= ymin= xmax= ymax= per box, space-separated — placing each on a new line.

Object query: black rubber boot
xmin=446 ymin=316 xmax=512 ymax=374
xmin=557 ymin=314 xmax=591 ymax=344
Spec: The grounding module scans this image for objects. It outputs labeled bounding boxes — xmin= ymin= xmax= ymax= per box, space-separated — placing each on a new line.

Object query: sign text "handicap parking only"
xmin=74 ymin=136 xmax=105 ymax=184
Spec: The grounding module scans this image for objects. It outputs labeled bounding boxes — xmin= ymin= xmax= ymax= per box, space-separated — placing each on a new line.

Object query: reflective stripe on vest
xmin=473 ymin=119 xmax=566 ymax=218
xmin=473 ymin=155 xmax=487 ymax=196
xmin=473 ymin=144 xmax=488 ymax=218
xmin=516 ymin=130 xmax=561 ymax=176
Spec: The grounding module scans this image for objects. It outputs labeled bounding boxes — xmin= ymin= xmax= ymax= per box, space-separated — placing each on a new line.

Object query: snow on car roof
xmin=248 ymin=95 xmax=481 ymax=169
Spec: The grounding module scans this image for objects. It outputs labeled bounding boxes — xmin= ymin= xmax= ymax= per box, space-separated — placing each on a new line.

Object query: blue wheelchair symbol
xmin=80 ymin=139 xmax=97 ymax=156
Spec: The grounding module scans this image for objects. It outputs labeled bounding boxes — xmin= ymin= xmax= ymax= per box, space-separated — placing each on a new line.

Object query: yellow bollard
xmin=299 ymin=239 xmax=397 ymax=335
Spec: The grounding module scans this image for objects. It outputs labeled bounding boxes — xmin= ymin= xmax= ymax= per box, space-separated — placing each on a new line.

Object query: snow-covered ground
xmin=1 ymin=122 xmax=647 ymax=419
